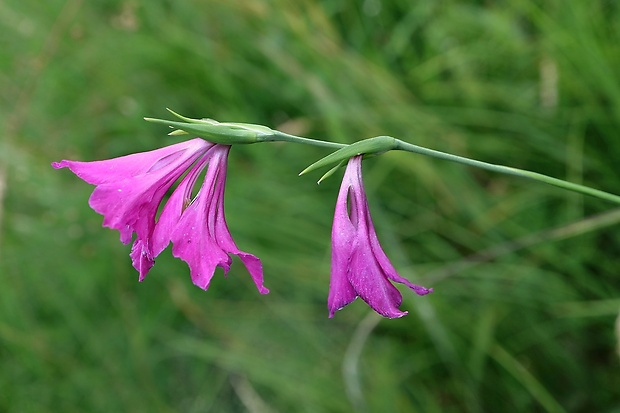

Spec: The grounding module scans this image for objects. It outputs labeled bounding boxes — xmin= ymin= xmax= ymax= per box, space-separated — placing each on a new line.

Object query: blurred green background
xmin=2 ymin=0 xmax=620 ymax=412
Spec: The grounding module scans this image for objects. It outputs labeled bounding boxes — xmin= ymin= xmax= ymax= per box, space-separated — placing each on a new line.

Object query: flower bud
xmin=145 ymin=109 xmax=275 ymax=144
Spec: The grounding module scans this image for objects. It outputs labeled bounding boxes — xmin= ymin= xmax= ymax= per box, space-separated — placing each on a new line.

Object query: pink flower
xmin=329 ymin=156 xmax=432 ymax=318
xmin=52 ymin=139 xmax=268 ymax=294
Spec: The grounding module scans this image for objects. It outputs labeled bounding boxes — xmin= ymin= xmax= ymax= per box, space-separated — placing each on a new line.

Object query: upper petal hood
xmin=53 ymin=138 xmax=213 ymax=245
xmin=52 ymin=138 xmax=212 ymax=185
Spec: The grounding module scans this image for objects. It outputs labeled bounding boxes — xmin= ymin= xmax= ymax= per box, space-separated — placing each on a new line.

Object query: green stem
xmin=262 ymin=130 xmax=620 ymax=204
xmin=394 ymin=139 xmax=620 ymax=204
xmin=261 ymin=131 xmax=346 ymax=150
xmin=147 ymin=113 xmax=620 ymax=204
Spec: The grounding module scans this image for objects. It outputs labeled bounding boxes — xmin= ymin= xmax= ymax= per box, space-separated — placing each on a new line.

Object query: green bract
xmin=144 ymin=109 xmax=275 ymax=145
xmin=299 ymin=136 xmax=397 ymax=178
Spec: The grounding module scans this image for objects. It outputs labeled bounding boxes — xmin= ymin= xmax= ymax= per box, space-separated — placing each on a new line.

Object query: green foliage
xmin=2 ymin=0 xmax=619 ymax=412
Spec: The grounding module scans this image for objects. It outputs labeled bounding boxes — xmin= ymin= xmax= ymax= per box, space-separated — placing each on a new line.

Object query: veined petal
xmin=208 ymin=147 xmax=269 ymax=294
xmin=52 ymin=138 xmax=212 ymax=185
xmin=88 ymin=172 xmax=167 ymax=244
xmin=152 ymin=153 xmax=210 ymax=256
xmin=170 ymin=212 xmax=232 ymax=290
xmin=54 ymin=138 xmax=213 ymax=246
xmin=53 ymin=138 xmax=214 ymax=281
xmin=169 ymin=149 xmax=230 ymax=289
xmin=168 ymin=145 xmax=268 ymax=294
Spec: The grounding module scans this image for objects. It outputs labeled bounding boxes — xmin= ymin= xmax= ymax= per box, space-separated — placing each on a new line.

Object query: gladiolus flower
xmin=52 ymin=139 xmax=268 ymax=294
xmin=329 ymin=156 xmax=432 ymax=318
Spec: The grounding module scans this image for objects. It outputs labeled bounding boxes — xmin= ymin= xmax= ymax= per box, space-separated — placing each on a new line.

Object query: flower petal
xmin=208 ymin=148 xmax=269 ymax=294
xmin=54 ymin=138 xmax=213 ymax=247
xmin=87 ymin=173 xmax=165 ymax=244
xmin=152 ymin=153 xmax=210 ymax=256
xmin=235 ymin=253 xmax=269 ymax=295
xmin=130 ymin=239 xmax=154 ymax=281
xmin=167 ymin=145 xmax=268 ymax=293
xmin=52 ymin=138 xmax=212 ymax=185
xmin=328 ymin=155 xmax=432 ymax=318
xmin=170 ymin=215 xmax=232 ymax=290
xmin=169 ymin=154 xmax=230 ymax=289
xmin=328 ymin=181 xmax=359 ymax=317
xmin=362 ymin=180 xmax=434 ymax=297
xmin=348 ymin=247 xmax=408 ymax=318
xmin=53 ymin=138 xmax=214 ymax=281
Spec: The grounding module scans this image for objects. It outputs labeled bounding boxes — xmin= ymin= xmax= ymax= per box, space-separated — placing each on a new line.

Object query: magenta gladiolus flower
xmin=329 ymin=156 xmax=432 ymax=318
xmin=52 ymin=139 xmax=268 ymax=294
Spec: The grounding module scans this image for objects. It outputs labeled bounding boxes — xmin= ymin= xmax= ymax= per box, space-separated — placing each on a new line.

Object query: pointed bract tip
xmin=166 ymin=108 xmax=203 ymax=124
xmin=165 ymin=107 xmax=182 ymax=118
xmin=317 ymin=162 xmax=344 ymax=184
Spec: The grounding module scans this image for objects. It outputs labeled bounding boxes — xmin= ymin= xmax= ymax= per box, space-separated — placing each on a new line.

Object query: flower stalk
xmin=147 ymin=110 xmax=620 ymax=204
